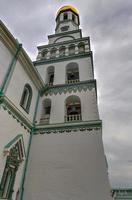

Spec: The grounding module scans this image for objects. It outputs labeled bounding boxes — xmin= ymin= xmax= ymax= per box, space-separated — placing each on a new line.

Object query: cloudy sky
xmin=1 ymin=0 xmax=132 ymax=188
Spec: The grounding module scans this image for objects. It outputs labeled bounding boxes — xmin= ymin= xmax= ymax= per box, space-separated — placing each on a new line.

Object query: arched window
xmin=0 ymin=135 xmax=25 ymax=200
xmin=59 ymin=46 xmax=66 ymax=57
xmin=65 ymin=95 xmax=82 ymax=122
xmin=78 ymin=42 xmax=85 ymax=53
xmin=50 ymin=48 xmax=56 ymax=58
xmin=20 ymin=84 xmax=32 ymax=113
xmin=66 ymin=62 xmax=79 ymax=83
xmin=40 ymin=99 xmax=51 ymax=124
xmin=42 ymin=49 xmax=48 ymax=59
xmin=46 ymin=66 xmax=55 ymax=86
xmin=68 ymin=44 xmax=75 ymax=55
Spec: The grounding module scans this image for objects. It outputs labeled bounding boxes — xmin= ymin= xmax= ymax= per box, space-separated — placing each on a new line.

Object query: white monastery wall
xmin=0 ymin=107 xmax=30 ymax=200
xmin=39 ymin=89 xmax=99 ymax=124
xmin=5 ymin=59 xmax=38 ymax=122
xmin=0 ymin=40 xmax=13 ymax=87
xmin=36 ymin=57 xmax=93 ymax=85
xmin=24 ymin=131 xmax=112 ymax=200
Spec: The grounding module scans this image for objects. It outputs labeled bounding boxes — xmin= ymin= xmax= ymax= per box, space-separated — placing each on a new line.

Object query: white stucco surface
xmin=36 ymin=57 xmax=93 ymax=85
xmin=5 ymin=59 xmax=38 ymax=122
xmin=39 ymin=89 xmax=99 ymax=124
xmin=24 ymin=131 xmax=112 ymax=200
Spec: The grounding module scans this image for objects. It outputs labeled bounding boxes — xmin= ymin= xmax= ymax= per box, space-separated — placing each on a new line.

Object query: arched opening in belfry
xmin=68 ymin=44 xmax=75 ymax=55
xmin=42 ymin=49 xmax=48 ymax=59
xmin=40 ymin=98 xmax=51 ymax=124
xmin=46 ymin=66 xmax=55 ymax=86
xmin=78 ymin=42 xmax=85 ymax=53
xmin=65 ymin=95 xmax=82 ymax=122
xmin=66 ymin=62 xmax=79 ymax=83
xmin=50 ymin=48 xmax=57 ymax=58
xmin=59 ymin=46 xmax=66 ymax=57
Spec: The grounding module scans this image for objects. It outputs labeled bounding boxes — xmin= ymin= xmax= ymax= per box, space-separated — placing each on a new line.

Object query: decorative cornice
xmin=35 ymin=120 xmax=102 ymax=134
xmin=37 ymin=37 xmax=89 ymax=50
xmin=34 ymin=51 xmax=92 ymax=66
xmin=0 ymin=96 xmax=32 ymax=131
xmin=48 ymin=29 xmax=82 ymax=39
xmin=40 ymin=80 xmax=96 ymax=96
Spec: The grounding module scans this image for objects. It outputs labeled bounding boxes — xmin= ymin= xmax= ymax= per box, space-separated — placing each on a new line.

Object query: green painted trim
xmin=0 ymin=43 xmax=22 ymax=94
xmin=1 ymin=98 xmax=32 ymax=130
xmin=20 ymin=91 xmax=40 ymax=200
xmin=34 ymin=51 xmax=92 ymax=66
xmin=19 ymin=130 xmax=33 ymax=200
xmin=40 ymin=80 xmax=96 ymax=96
xmin=4 ymin=134 xmax=22 ymax=149
xmin=35 ymin=120 xmax=102 ymax=134
xmin=37 ymin=37 xmax=89 ymax=50
xmin=115 ymin=197 xmax=132 ymax=199
xmin=48 ymin=29 xmax=82 ymax=39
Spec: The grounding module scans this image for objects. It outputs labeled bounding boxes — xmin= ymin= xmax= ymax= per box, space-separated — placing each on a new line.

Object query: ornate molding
xmin=41 ymin=80 xmax=96 ymax=96
xmin=0 ymin=96 xmax=32 ymax=131
xmin=34 ymin=51 xmax=92 ymax=65
xmin=35 ymin=120 xmax=102 ymax=134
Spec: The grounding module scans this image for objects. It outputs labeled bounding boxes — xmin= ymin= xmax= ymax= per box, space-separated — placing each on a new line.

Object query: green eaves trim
xmin=115 ymin=197 xmax=132 ymax=199
xmin=0 ymin=97 xmax=32 ymax=130
xmin=40 ymin=80 xmax=96 ymax=96
xmin=34 ymin=51 xmax=92 ymax=66
xmin=35 ymin=120 xmax=102 ymax=134
xmin=4 ymin=134 xmax=22 ymax=149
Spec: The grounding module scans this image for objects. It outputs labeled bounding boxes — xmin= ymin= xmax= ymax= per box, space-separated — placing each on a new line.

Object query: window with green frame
xmin=0 ymin=135 xmax=25 ymax=199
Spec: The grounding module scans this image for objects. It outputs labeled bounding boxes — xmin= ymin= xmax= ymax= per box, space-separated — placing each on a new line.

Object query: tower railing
xmin=65 ymin=114 xmax=82 ymax=122
xmin=39 ymin=115 xmax=50 ymax=124
xmin=66 ymin=79 xmax=79 ymax=84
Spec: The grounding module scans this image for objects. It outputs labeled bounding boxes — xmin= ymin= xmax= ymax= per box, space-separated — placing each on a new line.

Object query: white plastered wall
xmin=24 ymin=131 xmax=112 ymax=200
xmin=0 ymin=107 xmax=30 ymax=200
xmin=0 ymin=40 xmax=13 ymax=87
xmin=39 ymin=89 xmax=99 ymax=124
xmin=36 ymin=57 xmax=93 ymax=85
xmin=5 ymin=59 xmax=38 ymax=122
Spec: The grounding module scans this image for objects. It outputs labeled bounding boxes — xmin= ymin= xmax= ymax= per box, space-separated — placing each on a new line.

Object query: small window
xmin=64 ymin=12 xmax=68 ymax=20
xmin=72 ymin=14 xmax=75 ymax=23
xmin=20 ymin=84 xmax=32 ymax=113
xmin=42 ymin=49 xmax=48 ymax=59
xmin=0 ymin=135 xmax=25 ymax=199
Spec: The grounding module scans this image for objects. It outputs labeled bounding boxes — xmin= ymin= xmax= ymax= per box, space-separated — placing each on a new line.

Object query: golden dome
xmin=56 ymin=5 xmax=79 ymax=17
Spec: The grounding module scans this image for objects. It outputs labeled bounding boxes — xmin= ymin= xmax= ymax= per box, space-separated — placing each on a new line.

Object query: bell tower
xmin=55 ymin=5 xmax=80 ymax=33
xmin=23 ymin=5 xmax=112 ymax=200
